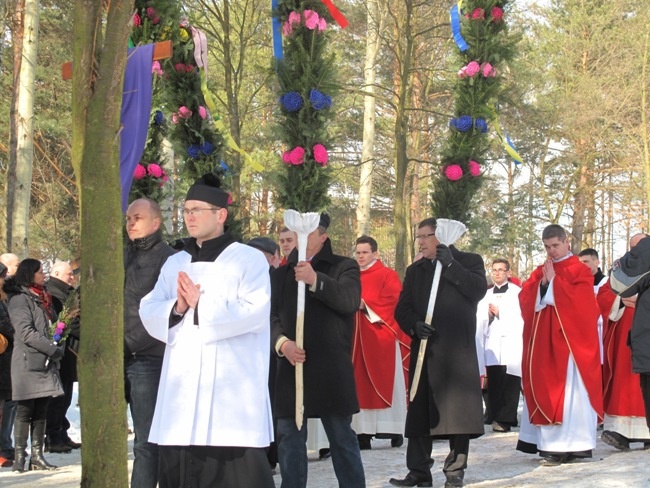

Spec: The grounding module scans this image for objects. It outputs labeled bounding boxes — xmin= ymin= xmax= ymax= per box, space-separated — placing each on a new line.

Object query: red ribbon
xmin=321 ymin=0 xmax=349 ymax=28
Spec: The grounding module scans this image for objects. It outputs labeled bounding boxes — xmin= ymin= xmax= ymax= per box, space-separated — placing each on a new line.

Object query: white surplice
xmin=139 ymin=242 xmax=273 ymax=448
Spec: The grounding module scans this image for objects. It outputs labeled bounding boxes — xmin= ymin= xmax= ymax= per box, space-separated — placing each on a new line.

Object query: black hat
xmin=247 ymin=237 xmax=279 ymax=256
xmin=185 ymin=173 xmax=230 ymax=208
xmin=0 ymin=263 xmax=6 ymax=279
xmin=319 ymin=213 xmax=330 ymax=229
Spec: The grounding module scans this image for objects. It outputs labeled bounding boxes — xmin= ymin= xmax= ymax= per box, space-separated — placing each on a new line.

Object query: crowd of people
xmin=0 ymin=178 xmax=649 ymax=487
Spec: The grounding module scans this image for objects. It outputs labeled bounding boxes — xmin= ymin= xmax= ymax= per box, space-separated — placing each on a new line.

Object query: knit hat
xmin=185 ymin=173 xmax=230 ymax=208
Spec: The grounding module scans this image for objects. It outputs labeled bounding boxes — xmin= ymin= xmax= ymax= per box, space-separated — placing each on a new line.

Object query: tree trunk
xmin=6 ymin=0 xmax=38 ymax=258
xmin=72 ymin=1 xmax=133 ymax=485
xmin=356 ymin=0 xmax=381 ymax=238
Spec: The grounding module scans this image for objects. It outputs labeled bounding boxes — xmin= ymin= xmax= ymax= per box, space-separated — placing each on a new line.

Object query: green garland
xmin=129 ymin=1 xmax=226 ymax=204
xmin=431 ymin=0 xmax=518 ymax=223
xmin=273 ymin=1 xmax=341 ymax=213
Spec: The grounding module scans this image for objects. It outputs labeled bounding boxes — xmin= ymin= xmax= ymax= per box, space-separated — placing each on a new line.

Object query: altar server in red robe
xmin=516 ymin=224 xmax=603 ymax=466
xmin=351 ymin=236 xmax=410 ymax=450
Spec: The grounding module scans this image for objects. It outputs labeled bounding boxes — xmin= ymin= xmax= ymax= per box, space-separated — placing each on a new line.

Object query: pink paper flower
xmin=313 ymin=144 xmax=328 ymax=166
xmin=151 ymin=61 xmax=163 ymax=76
xmin=468 ymin=160 xmax=481 ymax=177
xmin=146 ymin=7 xmax=156 ymax=18
xmin=133 ymin=164 xmax=147 ymax=180
xmin=289 ymin=147 xmax=305 ymax=165
xmin=284 ymin=11 xmax=302 ymax=35
xmin=283 ymin=22 xmax=293 ymax=36
xmin=317 ymin=18 xmax=327 ymax=32
xmin=464 ymin=61 xmax=481 ymax=77
xmin=175 ymin=63 xmax=186 ymax=73
xmin=198 ymin=106 xmax=207 ymax=120
xmin=491 ymin=7 xmax=504 ymax=22
xmin=481 ymin=62 xmax=493 ymax=77
xmin=185 ymin=65 xmax=195 ymax=73
xmin=471 ymin=8 xmax=485 ymax=20
xmin=444 ymin=164 xmax=463 ymax=181
xmin=133 ymin=13 xmax=141 ymax=27
xmin=303 ymin=10 xmax=320 ymax=30
xmin=148 ymin=163 xmax=163 ymax=178
xmin=159 ymin=172 xmax=169 ymax=187
xmin=178 ymin=106 xmax=193 ymax=119
xmin=171 ymin=113 xmax=180 ymax=124
xmin=227 ymin=193 xmax=234 ymax=205
xmin=282 ymin=151 xmax=292 ymax=164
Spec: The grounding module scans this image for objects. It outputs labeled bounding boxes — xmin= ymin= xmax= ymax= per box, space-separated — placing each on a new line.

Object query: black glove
xmin=50 ymin=345 xmax=65 ymax=361
xmin=436 ymin=244 xmax=454 ymax=267
xmin=415 ymin=321 xmax=435 ymax=340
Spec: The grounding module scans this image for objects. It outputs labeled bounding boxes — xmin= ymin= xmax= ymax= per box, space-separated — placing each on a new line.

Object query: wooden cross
xmin=61 ymin=40 xmax=173 ymax=80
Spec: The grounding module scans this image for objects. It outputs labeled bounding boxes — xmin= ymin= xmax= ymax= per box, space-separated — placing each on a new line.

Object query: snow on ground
xmin=1 ymin=386 xmax=649 ymax=487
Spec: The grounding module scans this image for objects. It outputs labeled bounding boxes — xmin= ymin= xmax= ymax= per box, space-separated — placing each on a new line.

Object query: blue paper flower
xmin=53 ymin=334 xmax=61 ymax=342
xmin=220 ymin=160 xmax=229 ymax=172
xmin=187 ymin=145 xmax=201 ymax=159
xmin=200 ymin=142 xmax=215 ymax=155
xmin=474 ymin=118 xmax=488 ymax=133
xmin=154 ymin=110 xmax=164 ymax=125
xmin=280 ymin=92 xmax=304 ymax=112
xmin=309 ymin=89 xmax=332 ymax=110
xmin=454 ymin=115 xmax=473 ymax=132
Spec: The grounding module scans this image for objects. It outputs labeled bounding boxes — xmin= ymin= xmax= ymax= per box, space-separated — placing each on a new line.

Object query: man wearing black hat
xmin=139 ymin=174 xmax=274 ymax=487
xmin=271 ymin=214 xmax=366 ymax=488
xmin=248 ymin=237 xmax=282 ymax=269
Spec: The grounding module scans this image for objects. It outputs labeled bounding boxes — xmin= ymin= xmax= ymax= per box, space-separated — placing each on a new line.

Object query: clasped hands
xmin=175 ymin=271 xmax=201 ymax=315
xmin=540 ymin=258 xmax=555 ymax=286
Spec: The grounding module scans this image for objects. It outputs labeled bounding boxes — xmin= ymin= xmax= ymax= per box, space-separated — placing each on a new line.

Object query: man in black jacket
xmin=45 ymin=261 xmax=80 ymax=453
xmin=124 ymin=198 xmax=174 ymax=488
xmin=271 ymin=214 xmax=366 ymax=488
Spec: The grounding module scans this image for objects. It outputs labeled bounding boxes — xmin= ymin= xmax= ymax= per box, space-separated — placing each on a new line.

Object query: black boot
xmin=29 ymin=420 xmax=57 ymax=471
xmin=11 ymin=419 xmax=29 ymax=473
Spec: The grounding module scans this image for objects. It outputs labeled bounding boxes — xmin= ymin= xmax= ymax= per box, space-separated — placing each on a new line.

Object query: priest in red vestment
xmin=351 ymin=236 xmax=410 ymax=450
xmin=517 ymin=224 xmax=603 ymax=466
xmin=598 ymin=270 xmax=650 ymax=450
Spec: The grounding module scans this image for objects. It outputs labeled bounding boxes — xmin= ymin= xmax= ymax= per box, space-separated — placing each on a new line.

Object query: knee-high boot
xmin=12 ymin=418 xmax=29 ymax=473
xmin=29 ymin=420 xmax=57 ymax=470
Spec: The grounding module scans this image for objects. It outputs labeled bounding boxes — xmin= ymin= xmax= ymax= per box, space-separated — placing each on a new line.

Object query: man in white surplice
xmin=139 ymin=174 xmax=274 ymax=488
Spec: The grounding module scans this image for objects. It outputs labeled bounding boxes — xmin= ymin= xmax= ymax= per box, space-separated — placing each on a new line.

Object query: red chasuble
xmin=598 ymin=282 xmax=646 ymax=417
xmin=519 ymin=255 xmax=603 ymax=425
xmin=352 ymin=260 xmax=411 ymax=409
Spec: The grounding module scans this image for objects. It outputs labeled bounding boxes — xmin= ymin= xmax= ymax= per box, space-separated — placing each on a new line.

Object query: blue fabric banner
xmin=120 ymin=44 xmax=154 ymax=211
xmin=272 ymin=0 xmax=284 ymax=60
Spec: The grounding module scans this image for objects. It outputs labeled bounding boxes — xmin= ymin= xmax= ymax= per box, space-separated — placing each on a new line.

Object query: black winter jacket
xmin=124 ymin=231 xmax=174 ymax=357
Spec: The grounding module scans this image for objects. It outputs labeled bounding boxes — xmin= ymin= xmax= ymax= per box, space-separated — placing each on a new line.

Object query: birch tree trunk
xmin=72 ymin=1 xmax=133 ymax=485
xmin=6 ymin=0 xmax=39 ymax=257
xmin=356 ymin=0 xmax=381 ymax=237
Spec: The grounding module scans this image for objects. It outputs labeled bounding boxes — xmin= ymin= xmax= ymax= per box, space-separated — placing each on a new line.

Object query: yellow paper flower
xmin=160 ymin=26 xmax=172 ymax=41
xmin=179 ymin=28 xmax=190 ymax=43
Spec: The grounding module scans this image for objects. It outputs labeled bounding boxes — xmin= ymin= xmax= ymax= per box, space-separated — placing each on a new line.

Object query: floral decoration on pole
xmin=431 ymin=0 xmax=518 ymax=223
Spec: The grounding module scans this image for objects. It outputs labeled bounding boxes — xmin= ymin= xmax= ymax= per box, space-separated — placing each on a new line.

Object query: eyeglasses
xmin=491 ymin=269 xmax=508 ymax=273
xmin=182 ymin=206 xmax=219 ymax=216
xmin=415 ymin=233 xmax=436 ymax=240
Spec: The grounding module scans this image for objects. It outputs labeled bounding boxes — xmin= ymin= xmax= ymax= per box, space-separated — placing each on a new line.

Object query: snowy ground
xmin=1 ymin=387 xmax=649 ymax=487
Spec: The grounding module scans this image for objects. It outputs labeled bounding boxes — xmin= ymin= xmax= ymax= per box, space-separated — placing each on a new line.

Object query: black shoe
xmin=445 ymin=473 xmax=464 ymax=487
xmin=389 ymin=474 xmax=433 ymax=487
xmin=601 ymin=430 xmax=630 ymax=451
xmin=492 ymin=422 xmax=511 ymax=433
xmin=391 ymin=434 xmax=404 ymax=448
xmin=47 ymin=443 xmax=72 ymax=454
xmin=318 ymin=448 xmax=331 ymax=460
xmin=64 ymin=438 xmax=81 ymax=449
xmin=540 ymin=454 xmax=565 ymax=467
xmin=357 ymin=434 xmax=372 ymax=450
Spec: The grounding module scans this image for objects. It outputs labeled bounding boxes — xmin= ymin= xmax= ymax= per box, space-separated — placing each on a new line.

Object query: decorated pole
xmin=272 ymin=0 xmax=348 ymax=428
xmin=431 ymin=1 xmax=520 ymax=223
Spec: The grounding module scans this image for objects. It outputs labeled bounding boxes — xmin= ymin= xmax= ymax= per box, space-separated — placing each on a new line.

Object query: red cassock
xmin=598 ymin=282 xmax=646 ymax=417
xmin=352 ymin=260 xmax=411 ymax=409
xmin=519 ymin=256 xmax=603 ymax=425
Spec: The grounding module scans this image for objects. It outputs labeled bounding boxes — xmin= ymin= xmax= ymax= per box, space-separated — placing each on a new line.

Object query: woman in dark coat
xmin=7 ymin=259 xmax=63 ymax=472
xmin=0 ymin=263 xmax=14 ymax=468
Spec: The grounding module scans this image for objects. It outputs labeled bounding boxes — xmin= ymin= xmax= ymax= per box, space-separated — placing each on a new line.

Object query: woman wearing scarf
xmin=6 ymin=259 xmax=63 ymax=472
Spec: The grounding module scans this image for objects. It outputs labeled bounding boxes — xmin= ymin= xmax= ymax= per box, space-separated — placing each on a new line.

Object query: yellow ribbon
xmin=200 ymin=69 xmax=263 ymax=171
xmin=488 ymin=101 xmax=523 ymax=164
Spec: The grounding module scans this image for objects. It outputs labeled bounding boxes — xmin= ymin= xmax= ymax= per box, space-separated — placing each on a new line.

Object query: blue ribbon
xmin=272 ymin=0 xmax=284 ymax=60
xmin=506 ymin=132 xmax=523 ymax=165
xmin=450 ymin=5 xmax=469 ymax=52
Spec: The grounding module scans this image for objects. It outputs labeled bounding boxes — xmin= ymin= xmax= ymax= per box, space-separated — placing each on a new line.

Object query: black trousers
xmin=406 ymin=434 xmax=470 ymax=481
xmin=486 ymin=365 xmax=520 ymax=426
xmin=640 ymin=373 xmax=650 ymax=430
xmin=158 ymin=445 xmax=275 ymax=488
